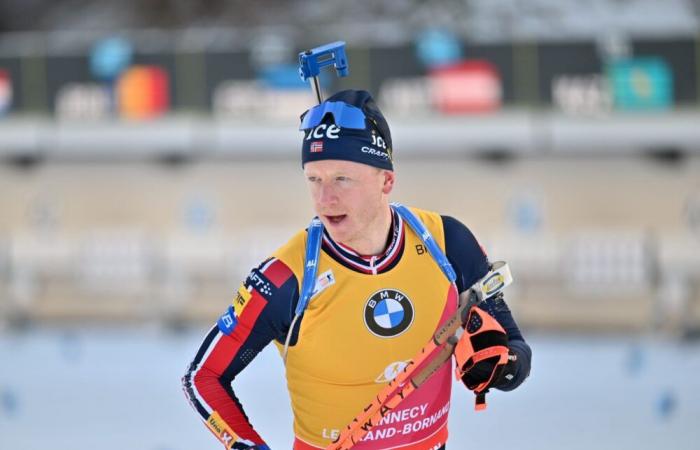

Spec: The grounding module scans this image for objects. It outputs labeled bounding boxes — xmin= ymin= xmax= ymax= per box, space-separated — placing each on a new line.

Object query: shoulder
xmin=271 ymin=228 xmax=309 ymax=282
xmin=220 ymin=255 xmax=299 ymax=338
xmin=407 ymin=206 xmax=443 ymax=228
xmin=441 ymin=216 xmax=486 ymax=253
xmin=440 ymin=214 xmax=490 ymax=291
xmin=400 ymin=207 xmax=484 ymax=256
xmin=242 ymin=227 xmax=311 ymax=316
xmin=406 ymin=206 xmax=447 ymax=248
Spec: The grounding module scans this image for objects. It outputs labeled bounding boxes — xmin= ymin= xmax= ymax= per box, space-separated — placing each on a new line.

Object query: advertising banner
xmin=0 ymin=69 xmax=12 ymax=115
xmin=116 ymin=65 xmax=170 ymax=119
xmin=607 ymin=58 xmax=673 ymax=111
xmin=429 ymin=60 xmax=502 ymax=113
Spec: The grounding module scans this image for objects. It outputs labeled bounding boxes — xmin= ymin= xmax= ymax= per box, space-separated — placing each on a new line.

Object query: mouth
xmin=324 ymin=214 xmax=347 ymax=225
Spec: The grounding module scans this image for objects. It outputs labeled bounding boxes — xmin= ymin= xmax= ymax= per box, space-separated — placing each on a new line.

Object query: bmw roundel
xmin=364 ymin=289 xmax=414 ymax=338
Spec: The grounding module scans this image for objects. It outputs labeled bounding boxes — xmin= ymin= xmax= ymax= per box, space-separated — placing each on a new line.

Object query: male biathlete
xmin=182 ymin=89 xmax=532 ymax=450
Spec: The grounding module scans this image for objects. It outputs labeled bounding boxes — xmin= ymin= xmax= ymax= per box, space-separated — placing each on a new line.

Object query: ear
xmin=381 ymin=170 xmax=395 ymax=195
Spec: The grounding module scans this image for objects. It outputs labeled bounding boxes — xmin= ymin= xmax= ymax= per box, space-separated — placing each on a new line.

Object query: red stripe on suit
xmin=193 ymin=290 xmax=268 ymax=443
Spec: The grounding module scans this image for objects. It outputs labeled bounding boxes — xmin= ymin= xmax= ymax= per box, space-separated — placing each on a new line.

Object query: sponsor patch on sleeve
xmin=245 ymin=268 xmax=277 ymax=300
xmin=217 ymin=305 xmax=239 ymax=335
xmin=232 ymin=282 xmax=253 ymax=317
xmin=206 ymin=411 xmax=240 ymax=449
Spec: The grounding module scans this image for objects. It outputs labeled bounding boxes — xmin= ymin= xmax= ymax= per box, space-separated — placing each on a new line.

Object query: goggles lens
xmin=299 ymin=101 xmax=367 ymax=130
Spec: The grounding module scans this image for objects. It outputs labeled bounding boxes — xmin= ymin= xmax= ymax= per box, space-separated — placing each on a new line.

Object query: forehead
xmin=303 ymin=159 xmax=379 ymax=177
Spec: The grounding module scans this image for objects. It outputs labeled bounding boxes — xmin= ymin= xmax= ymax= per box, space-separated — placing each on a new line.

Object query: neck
xmin=339 ymin=204 xmax=393 ymax=256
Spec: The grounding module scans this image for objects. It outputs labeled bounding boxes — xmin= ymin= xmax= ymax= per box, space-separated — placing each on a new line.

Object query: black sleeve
xmin=441 ymin=215 xmax=490 ymax=293
xmin=442 ymin=215 xmax=532 ymax=391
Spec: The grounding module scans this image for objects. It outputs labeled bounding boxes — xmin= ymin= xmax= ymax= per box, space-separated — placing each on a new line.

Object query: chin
xmin=324 ymin=226 xmax=348 ymax=242
xmin=323 ymin=222 xmax=353 ymax=243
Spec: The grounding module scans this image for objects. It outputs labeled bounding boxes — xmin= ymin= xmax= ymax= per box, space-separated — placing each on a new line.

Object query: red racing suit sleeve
xmin=182 ymin=257 xmax=299 ymax=449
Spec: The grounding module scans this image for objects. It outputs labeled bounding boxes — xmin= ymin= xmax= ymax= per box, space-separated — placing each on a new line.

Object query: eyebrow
xmin=306 ymin=172 xmax=352 ymax=178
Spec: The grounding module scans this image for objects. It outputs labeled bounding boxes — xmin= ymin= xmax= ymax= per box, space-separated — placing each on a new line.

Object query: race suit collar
xmin=321 ymin=208 xmax=405 ymax=275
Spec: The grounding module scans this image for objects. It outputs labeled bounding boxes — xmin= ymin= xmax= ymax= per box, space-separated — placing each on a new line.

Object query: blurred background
xmin=1 ymin=0 xmax=700 ymax=449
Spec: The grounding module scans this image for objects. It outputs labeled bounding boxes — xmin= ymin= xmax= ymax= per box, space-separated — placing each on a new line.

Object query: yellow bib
xmin=273 ymin=208 xmax=455 ymax=448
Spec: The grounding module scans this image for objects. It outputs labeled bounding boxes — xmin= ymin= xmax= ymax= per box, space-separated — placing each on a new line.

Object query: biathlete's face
xmin=303 ymin=159 xmax=395 ymax=251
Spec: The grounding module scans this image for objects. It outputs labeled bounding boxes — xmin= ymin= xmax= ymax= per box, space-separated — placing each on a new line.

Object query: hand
xmin=454 ymin=306 xmax=510 ymax=393
xmin=462 ymin=349 xmax=518 ymax=390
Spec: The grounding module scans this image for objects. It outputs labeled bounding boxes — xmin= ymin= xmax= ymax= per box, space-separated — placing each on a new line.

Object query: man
xmin=182 ymin=90 xmax=532 ymax=450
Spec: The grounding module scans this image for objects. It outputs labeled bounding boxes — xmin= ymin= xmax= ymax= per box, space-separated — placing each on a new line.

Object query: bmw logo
xmin=364 ymin=289 xmax=414 ymax=338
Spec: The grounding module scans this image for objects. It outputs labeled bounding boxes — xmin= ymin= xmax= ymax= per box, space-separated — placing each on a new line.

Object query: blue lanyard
xmin=295 ymin=217 xmax=324 ymax=317
xmin=390 ymin=202 xmax=457 ymax=283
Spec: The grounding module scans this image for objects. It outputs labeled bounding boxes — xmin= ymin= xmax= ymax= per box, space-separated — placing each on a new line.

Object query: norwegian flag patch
xmin=310 ymin=141 xmax=323 ymax=153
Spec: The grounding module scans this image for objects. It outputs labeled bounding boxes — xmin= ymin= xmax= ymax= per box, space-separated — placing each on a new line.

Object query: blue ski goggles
xmin=299 ymin=101 xmax=367 ymax=131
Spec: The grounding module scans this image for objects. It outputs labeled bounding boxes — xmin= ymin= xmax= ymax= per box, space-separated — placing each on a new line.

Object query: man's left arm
xmin=441 ymin=215 xmax=532 ymax=391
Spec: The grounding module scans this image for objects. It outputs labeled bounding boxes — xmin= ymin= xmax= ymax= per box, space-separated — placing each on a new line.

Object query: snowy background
xmin=1 ymin=326 xmax=698 ymax=450
xmin=2 ymin=1 xmax=700 ymax=449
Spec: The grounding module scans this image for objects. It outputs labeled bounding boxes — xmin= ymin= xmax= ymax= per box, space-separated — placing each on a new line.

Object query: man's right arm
xmin=181 ymin=257 xmax=298 ymax=449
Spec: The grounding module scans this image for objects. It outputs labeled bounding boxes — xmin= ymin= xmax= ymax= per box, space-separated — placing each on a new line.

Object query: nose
xmin=317 ymin=181 xmax=338 ymax=207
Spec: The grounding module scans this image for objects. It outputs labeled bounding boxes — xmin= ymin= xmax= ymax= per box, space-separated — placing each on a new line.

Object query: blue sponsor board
xmin=415 ymin=28 xmax=462 ymax=68
xmin=90 ymin=37 xmax=133 ymax=81
xmin=607 ymin=58 xmax=673 ymax=111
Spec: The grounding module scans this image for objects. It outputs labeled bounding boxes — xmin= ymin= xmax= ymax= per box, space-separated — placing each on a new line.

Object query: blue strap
xmin=296 ymin=217 xmax=324 ymax=316
xmin=391 ymin=202 xmax=457 ymax=283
